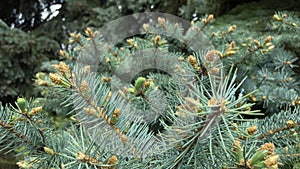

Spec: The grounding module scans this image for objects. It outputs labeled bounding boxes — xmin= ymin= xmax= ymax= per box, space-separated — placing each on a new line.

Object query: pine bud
xmin=207 ymin=14 xmax=214 ymax=22
xmin=265 ymin=155 xmax=279 ymax=167
xmin=247 ymin=126 xmax=257 ymax=135
xmin=157 ymin=17 xmax=165 ymax=26
xmin=205 ymin=50 xmax=216 ymax=62
xmin=52 ymin=64 xmax=59 ymax=70
xmin=250 ymin=150 xmax=269 ymax=166
xmin=84 ymin=107 xmax=96 ymax=115
xmin=80 ymin=80 xmax=89 ymax=93
xmin=93 ymin=31 xmax=98 ymax=37
xmin=69 ymin=39 xmax=75 ymax=43
xmin=250 ymin=95 xmax=257 ymax=102
xmin=113 ymin=109 xmax=121 ymax=117
xmin=101 ymin=76 xmax=111 ymax=82
xmin=107 ymin=155 xmax=118 ymax=165
xmin=206 ymin=50 xmax=222 ymax=61
xmin=126 ymin=39 xmax=134 ymax=45
xmin=83 ymin=65 xmax=90 ymax=75
xmin=268 ymin=45 xmax=275 ymax=50
xmin=209 ymin=67 xmax=220 ymax=75
xmin=174 ymin=22 xmax=179 ymax=29
xmin=59 ymin=50 xmax=66 ymax=57
xmin=229 ymin=41 xmax=235 ymax=48
xmin=49 ymin=73 xmax=62 ymax=85
xmin=120 ymin=134 xmax=128 ymax=143
xmin=107 ymin=91 xmax=112 ymax=101
xmin=286 ymin=120 xmax=295 ymax=127
xmin=29 ymin=106 xmax=43 ymax=116
xmin=44 ymin=147 xmax=55 ymax=155
xmin=128 ymin=87 xmax=135 ymax=94
xmin=69 ymin=33 xmax=75 ymax=38
xmin=134 ymin=77 xmax=146 ymax=90
xmin=75 ymin=33 xmax=81 ymax=41
xmin=154 ymin=35 xmax=161 ymax=45
xmin=282 ymin=13 xmax=287 ymax=18
xmin=85 ymin=27 xmax=93 ymax=37
xmin=160 ymin=39 xmax=167 ymax=45
xmin=17 ymin=161 xmax=32 ymax=168
xmin=259 ymin=143 xmax=275 ymax=154
xmin=233 ymin=140 xmax=244 ymax=164
xmin=264 ymin=36 xmax=273 ymax=44
xmin=273 ymin=14 xmax=281 ymax=21
xmin=188 ymin=55 xmax=197 ymax=67
xmin=143 ymin=81 xmax=151 ymax=88
xmin=228 ymin=25 xmax=237 ymax=33
xmin=253 ymin=40 xmax=260 ymax=46
xmin=265 ymin=42 xmax=272 ymax=47
xmin=58 ymin=62 xmax=71 ymax=78
xmin=284 ymin=61 xmax=292 ymax=65
xmin=17 ymin=98 xmax=26 ymax=113
xmin=143 ymin=23 xmax=150 ymax=32
xmin=225 ymin=50 xmax=236 ymax=56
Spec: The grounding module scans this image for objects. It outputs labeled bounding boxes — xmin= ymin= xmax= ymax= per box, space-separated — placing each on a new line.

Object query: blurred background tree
xmin=0 ymin=0 xmax=181 ymax=105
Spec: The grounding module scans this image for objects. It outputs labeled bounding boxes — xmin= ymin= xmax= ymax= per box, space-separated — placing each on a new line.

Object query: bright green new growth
xmin=16 ymin=98 xmax=26 ymax=113
xmin=134 ymin=77 xmax=146 ymax=91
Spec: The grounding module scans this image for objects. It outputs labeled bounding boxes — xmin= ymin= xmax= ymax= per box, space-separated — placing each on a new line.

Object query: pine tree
xmin=1 ymin=0 xmax=300 ymax=168
xmin=1 ymin=8 xmax=300 ymax=168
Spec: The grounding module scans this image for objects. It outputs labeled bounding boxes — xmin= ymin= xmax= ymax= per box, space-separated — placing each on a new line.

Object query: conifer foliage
xmin=1 ymin=1 xmax=300 ymax=168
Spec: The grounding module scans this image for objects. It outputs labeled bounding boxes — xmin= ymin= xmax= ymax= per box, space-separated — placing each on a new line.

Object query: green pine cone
xmin=250 ymin=150 xmax=268 ymax=166
xmin=17 ymin=98 xmax=26 ymax=113
xmin=235 ymin=147 xmax=244 ymax=164
xmin=134 ymin=77 xmax=146 ymax=91
xmin=253 ymin=161 xmax=267 ymax=169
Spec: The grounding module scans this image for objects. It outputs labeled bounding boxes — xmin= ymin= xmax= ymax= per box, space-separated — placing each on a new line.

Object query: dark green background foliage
xmin=0 ymin=0 xmax=182 ymax=105
xmin=0 ymin=21 xmax=59 ymax=104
